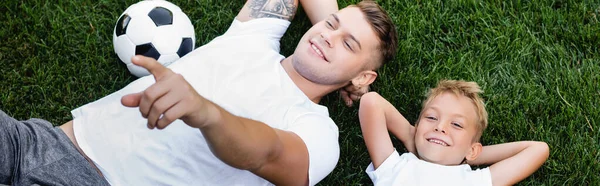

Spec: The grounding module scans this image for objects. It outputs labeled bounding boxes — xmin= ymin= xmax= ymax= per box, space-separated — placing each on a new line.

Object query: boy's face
xmin=414 ymin=92 xmax=482 ymax=165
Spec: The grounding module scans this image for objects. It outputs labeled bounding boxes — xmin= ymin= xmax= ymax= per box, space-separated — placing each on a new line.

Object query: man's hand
xmin=121 ymin=55 xmax=213 ymax=129
xmin=340 ymin=84 xmax=369 ymax=107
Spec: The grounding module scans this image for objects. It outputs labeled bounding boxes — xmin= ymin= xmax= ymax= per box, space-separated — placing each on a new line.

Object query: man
xmin=1 ymin=0 xmax=397 ymax=185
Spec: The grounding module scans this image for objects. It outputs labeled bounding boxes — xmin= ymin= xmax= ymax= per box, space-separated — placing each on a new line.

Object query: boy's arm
xmin=359 ymin=92 xmax=416 ymax=169
xmin=467 ymin=141 xmax=550 ymax=185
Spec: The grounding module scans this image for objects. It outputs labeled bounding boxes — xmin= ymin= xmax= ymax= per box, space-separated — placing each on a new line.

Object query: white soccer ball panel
xmin=113 ymin=31 xmax=118 ymax=53
xmin=173 ymin=11 xmax=195 ymax=41
xmin=127 ymin=63 xmax=150 ymax=77
xmin=114 ymin=36 xmax=136 ymax=65
xmin=126 ymin=16 xmax=157 ymax=45
xmin=152 ymin=26 xmax=182 ymax=54
xmin=125 ymin=1 xmax=155 ymax=19
xmin=158 ymin=53 xmax=180 ymax=67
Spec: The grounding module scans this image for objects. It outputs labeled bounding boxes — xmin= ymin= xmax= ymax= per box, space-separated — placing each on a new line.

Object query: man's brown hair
xmin=353 ymin=1 xmax=398 ymax=70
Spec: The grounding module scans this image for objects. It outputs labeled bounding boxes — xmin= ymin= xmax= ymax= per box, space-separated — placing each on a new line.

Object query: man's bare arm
xmin=299 ymin=0 xmax=338 ymax=24
xmin=200 ymin=104 xmax=310 ymax=185
xmin=236 ymin=0 xmax=299 ymax=22
xmin=121 ymin=56 xmax=310 ymax=185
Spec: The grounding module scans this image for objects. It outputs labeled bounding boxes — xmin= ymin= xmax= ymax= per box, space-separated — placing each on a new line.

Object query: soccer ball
xmin=113 ymin=0 xmax=195 ymax=77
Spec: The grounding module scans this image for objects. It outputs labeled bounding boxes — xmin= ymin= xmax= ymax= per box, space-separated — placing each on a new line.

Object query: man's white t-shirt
xmin=71 ymin=18 xmax=339 ymax=186
xmin=366 ymin=150 xmax=492 ymax=186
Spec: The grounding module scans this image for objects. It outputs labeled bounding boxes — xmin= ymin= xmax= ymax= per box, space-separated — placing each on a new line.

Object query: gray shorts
xmin=0 ymin=109 xmax=109 ymax=186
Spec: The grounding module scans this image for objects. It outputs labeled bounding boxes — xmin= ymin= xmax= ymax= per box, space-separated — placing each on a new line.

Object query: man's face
xmin=291 ymin=6 xmax=379 ymax=85
xmin=414 ymin=92 xmax=480 ymax=165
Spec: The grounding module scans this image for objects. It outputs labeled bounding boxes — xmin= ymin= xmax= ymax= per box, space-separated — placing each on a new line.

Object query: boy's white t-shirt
xmin=366 ymin=150 xmax=492 ymax=186
xmin=71 ymin=18 xmax=339 ymax=186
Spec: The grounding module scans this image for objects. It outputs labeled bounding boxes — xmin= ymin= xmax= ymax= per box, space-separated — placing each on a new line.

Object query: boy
xmin=358 ymin=80 xmax=549 ymax=185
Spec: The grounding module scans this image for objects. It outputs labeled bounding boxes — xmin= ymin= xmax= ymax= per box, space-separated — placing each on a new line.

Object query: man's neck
xmin=280 ymin=55 xmax=342 ymax=104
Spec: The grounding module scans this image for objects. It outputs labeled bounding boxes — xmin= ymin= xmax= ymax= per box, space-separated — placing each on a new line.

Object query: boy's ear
xmin=465 ymin=142 xmax=483 ymax=161
xmin=351 ymin=70 xmax=377 ymax=88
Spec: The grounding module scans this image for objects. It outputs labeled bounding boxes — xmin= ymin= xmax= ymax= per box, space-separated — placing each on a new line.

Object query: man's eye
xmin=344 ymin=41 xmax=352 ymax=50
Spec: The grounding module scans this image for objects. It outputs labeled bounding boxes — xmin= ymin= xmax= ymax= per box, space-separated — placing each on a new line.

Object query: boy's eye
xmin=425 ymin=116 xmax=437 ymax=121
xmin=452 ymin=122 xmax=463 ymax=128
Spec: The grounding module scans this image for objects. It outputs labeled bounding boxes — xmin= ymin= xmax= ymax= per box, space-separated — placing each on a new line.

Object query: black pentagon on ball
xmin=148 ymin=7 xmax=173 ymax=26
xmin=177 ymin=38 xmax=194 ymax=57
xmin=136 ymin=43 xmax=161 ymax=61
xmin=115 ymin=14 xmax=131 ymax=36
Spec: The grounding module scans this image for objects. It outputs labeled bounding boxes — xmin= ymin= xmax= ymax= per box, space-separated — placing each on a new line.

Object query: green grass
xmin=1 ymin=0 xmax=598 ymax=185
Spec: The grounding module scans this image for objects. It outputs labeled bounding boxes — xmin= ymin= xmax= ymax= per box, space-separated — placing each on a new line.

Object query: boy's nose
xmin=434 ymin=122 xmax=447 ymax=134
xmin=434 ymin=128 xmax=446 ymax=134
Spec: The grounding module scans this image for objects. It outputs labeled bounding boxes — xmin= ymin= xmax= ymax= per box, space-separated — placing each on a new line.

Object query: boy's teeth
xmin=428 ymin=139 xmax=449 ymax=146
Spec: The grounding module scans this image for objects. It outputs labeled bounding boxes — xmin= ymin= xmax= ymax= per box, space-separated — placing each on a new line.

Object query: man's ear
xmin=466 ymin=142 xmax=483 ymax=161
xmin=351 ymin=70 xmax=377 ymax=87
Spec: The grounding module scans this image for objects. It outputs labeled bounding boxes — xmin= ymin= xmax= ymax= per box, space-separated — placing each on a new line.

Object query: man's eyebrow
xmin=349 ymin=35 xmax=362 ymax=50
xmin=331 ymin=14 xmax=339 ymax=23
xmin=331 ymin=14 xmax=362 ymax=50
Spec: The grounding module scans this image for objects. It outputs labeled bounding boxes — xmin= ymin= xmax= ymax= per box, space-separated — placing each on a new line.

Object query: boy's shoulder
xmin=367 ymin=151 xmax=493 ymax=186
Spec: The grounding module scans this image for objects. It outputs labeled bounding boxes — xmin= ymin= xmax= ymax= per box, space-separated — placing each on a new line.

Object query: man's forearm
xmin=198 ymin=101 xmax=282 ymax=171
xmin=300 ymin=0 xmax=338 ymax=24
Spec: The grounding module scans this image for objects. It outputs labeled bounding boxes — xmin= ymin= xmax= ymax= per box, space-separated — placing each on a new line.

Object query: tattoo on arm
xmin=248 ymin=0 xmax=297 ymax=21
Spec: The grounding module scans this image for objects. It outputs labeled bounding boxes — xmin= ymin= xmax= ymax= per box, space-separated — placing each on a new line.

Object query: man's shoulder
xmin=220 ymin=18 xmax=290 ymax=39
xmin=200 ymin=18 xmax=289 ymax=55
xmin=285 ymin=103 xmax=334 ymax=125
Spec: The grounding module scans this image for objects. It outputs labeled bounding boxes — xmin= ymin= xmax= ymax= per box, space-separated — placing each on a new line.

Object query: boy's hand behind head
xmin=340 ymin=84 xmax=369 ymax=107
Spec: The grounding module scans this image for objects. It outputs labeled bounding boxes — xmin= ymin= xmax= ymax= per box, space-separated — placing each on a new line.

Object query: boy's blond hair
xmin=420 ymin=80 xmax=488 ymax=142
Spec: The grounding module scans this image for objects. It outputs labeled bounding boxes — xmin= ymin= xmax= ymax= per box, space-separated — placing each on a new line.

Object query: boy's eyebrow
xmin=331 ymin=14 xmax=362 ymax=50
xmin=427 ymin=106 xmax=468 ymax=121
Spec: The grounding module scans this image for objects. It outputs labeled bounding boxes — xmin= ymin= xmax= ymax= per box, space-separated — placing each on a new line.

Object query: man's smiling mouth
xmin=309 ymin=40 xmax=329 ymax=62
xmin=311 ymin=43 xmax=324 ymax=58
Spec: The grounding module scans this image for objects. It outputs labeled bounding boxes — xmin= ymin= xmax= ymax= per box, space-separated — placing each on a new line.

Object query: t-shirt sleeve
xmin=218 ymin=18 xmax=291 ymax=53
xmin=287 ymin=113 xmax=339 ymax=186
xmin=365 ymin=150 xmax=405 ymax=185
xmin=467 ymin=167 xmax=493 ymax=186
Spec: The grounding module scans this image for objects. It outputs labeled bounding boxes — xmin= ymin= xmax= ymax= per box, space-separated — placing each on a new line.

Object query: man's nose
xmin=320 ymin=31 xmax=340 ymax=48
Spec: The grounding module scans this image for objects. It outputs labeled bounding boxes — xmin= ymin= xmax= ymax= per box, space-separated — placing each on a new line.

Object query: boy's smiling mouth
xmin=427 ymin=138 xmax=449 ymax=146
